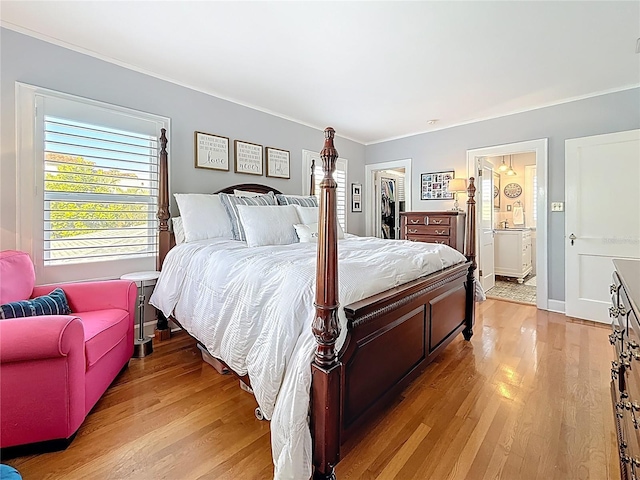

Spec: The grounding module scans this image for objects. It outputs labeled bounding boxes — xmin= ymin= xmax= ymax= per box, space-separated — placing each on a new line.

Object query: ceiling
xmin=2 ymin=1 xmax=639 ymax=144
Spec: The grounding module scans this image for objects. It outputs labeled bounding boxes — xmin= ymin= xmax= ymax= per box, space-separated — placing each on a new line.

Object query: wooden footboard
xmin=339 ymin=262 xmax=469 ymax=439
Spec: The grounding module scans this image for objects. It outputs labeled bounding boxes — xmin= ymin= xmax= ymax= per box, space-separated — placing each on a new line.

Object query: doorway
xmin=365 ymin=159 xmax=412 ymax=237
xmin=467 ymin=139 xmax=549 ymax=310
xmin=375 ymin=169 xmax=405 ymax=239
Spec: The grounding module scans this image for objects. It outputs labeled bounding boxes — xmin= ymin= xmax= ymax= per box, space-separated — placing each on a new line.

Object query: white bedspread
xmin=150 ymin=236 xmax=466 ymax=479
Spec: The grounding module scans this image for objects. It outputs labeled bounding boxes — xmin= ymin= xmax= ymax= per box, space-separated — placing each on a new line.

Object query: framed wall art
xmin=234 ymin=140 xmax=263 ymax=176
xmin=265 ymin=147 xmax=290 ymax=179
xmin=493 ymin=172 xmax=501 ymax=209
xmin=194 ymin=131 xmax=229 ymax=171
xmin=351 ymin=183 xmax=362 ymax=212
xmin=420 ymin=170 xmax=455 ymax=200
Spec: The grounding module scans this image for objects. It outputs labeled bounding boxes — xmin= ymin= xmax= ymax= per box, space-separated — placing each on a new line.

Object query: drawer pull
xmin=611 ymin=283 xmax=620 ymax=294
xmin=612 ymin=361 xmax=620 ymax=379
xmin=410 ymin=219 xmax=420 ymax=224
xmin=408 ymin=228 xmax=418 ymax=234
xmin=436 ymin=240 xmax=445 ymax=244
xmin=610 ymin=306 xmax=620 ymax=317
xmin=431 ymin=219 xmax=443 ymax=224
xmin=435 ymin=229 xmax=446 ymax=235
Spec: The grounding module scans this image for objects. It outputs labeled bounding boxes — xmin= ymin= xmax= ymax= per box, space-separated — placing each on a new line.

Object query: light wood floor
xmin=7 ymin=299 xmax=619 ymax=479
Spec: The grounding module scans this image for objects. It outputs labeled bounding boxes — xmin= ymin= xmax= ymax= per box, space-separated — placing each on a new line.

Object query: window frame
xmin=16 ymin=83 xmax=170 ymax=284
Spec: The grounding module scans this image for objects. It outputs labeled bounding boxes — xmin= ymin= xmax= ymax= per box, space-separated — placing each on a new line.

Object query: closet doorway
xmin=467 ymin=139 xmax=549 ymax=310
xmin=375 ymin=170 xmax=405 ymax=239
xmin=365 ymin=159 xmax=412 ymax=238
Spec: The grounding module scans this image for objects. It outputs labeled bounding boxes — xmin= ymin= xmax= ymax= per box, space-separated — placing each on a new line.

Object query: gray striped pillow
xmin=275 ymin=194 xmax=319 ymax=207
xmin=219 ymin=191 xmax=278 ymax=241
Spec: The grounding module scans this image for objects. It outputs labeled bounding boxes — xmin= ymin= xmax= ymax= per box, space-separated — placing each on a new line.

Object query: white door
xmin=566 ymin=130 xmax=640 ymax=322
xmin=478 ymin=158 xmax=496 ymax=290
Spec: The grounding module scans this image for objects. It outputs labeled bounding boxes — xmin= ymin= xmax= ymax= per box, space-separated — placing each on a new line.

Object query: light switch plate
xmin=551 ymin=202 xmax=564 ymax=212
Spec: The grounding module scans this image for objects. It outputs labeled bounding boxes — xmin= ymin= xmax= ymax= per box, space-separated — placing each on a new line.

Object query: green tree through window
xmin=45 ymin=153 xmax=152 ymax=239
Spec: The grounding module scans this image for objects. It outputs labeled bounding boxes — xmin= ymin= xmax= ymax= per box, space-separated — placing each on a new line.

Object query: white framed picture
xmin=234 ymin=140 xmax=263 ymax=176
xmin=352 ymin=183 xmax=362 ymax=212
xmin=266 ymin=147 xmax=290 ymax=179
xmin=195 ymin=131 xmax=229 ymax=171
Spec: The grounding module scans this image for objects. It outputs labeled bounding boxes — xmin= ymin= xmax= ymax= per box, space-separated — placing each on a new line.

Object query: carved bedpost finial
xmin=464 ymin=177 xmax=476 ymax=266
xmin=310 ymin=159 xmax=316 ymax=196
xmin=157 ymin=128 xmax=170 ymax=272
xmin=157 ymin=128 xmax=169 ymax=230
xmin=463 ymin=176 xmax=477 ymax=341
xmin=313 ymin=127 xmax=341 ymax=368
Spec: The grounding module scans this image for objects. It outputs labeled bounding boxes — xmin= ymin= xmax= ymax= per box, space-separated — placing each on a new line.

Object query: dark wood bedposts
xmin=311 ymin=127 xmax=341 ymax=480
xmin=156 ymin=129 xmax=171 ymax=339
xmin=463 ymin=177 xmax=477 ymax=341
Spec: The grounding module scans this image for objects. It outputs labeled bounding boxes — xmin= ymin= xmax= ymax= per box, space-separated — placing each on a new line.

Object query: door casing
xmin=467 ymin=139 xmax=549 ymax=311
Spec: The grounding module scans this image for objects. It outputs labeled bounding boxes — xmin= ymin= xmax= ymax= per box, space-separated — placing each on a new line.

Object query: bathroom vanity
xmin=494 ymin=228 xmax=532 ymax=283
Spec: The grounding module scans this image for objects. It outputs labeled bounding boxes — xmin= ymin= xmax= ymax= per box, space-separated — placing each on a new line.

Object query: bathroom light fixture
xmin=498 ymin=155 xmax=508 ymax=172
xmin=506 ymin=155 xmax=517 ymax=176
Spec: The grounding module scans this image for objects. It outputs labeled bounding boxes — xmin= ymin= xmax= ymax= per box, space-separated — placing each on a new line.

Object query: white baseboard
xmin=547 ymin=300 xmax=565 ymax=314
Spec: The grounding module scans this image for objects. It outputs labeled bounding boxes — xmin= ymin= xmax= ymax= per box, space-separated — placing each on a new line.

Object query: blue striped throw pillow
xmin=275 ymin=194 xmax=319 ymax=207
xmin=0 ymin=288 xmax=71 ymax=319
xmin=219 ymin=192 xmax=278 ymax=241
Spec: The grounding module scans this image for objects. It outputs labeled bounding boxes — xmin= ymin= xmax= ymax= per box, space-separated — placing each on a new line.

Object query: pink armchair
xmin=0 ymin=250 xmax=137 ymax=452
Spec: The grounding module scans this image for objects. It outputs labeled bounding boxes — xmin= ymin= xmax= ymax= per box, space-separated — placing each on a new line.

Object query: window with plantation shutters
xmin=44 ymin=117 xmax=159 ymax=265
xmin=17 ymin=84 xmax=169 ymax=284
xmin=302 ymin=150 xmax=348 ymax=230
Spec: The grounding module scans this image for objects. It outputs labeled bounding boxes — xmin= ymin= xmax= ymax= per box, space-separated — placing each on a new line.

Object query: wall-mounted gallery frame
xmin=265 ymin=147 xmax=290 ymax=179
xmin=234 ymin=140 xmax=263 ymax=176
xmin=420 ymin=170 xmax=454 ymax=200
xmin=194 ymin=131 xmax=229 ymax=171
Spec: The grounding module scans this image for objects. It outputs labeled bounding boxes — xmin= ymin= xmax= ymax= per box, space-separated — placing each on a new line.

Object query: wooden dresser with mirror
xmin=399 ymin=211 xmax=466 ymax=253
xmin=610 ymin=259 xmax=640 ymax=480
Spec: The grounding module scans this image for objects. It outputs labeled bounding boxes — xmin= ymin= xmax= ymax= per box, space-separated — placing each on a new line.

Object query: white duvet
xmin=150 ymin=236 xmax=466 ymax=479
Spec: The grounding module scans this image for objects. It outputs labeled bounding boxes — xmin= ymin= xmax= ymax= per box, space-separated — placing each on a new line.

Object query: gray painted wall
xmin=365 ymin=87 xmax=640 ymax=302
xmin=0 ymin=28 xmax=367 ymax=252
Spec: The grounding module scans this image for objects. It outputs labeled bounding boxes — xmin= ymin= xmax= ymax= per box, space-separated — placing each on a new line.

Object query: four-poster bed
xmin=153 ymin=127 xmax=477 ymax=479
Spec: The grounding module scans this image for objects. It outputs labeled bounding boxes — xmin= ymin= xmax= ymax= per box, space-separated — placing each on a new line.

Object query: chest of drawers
xmin=610 ymin=259 xmax=640 ymax=480
xmin=399 ymin=211 xmax=465 ymax=253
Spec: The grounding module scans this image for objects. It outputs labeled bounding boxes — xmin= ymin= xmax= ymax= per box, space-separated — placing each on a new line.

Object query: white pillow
xmin=172 ymin=216 xmax=185 ymax=244
xmin=294 ymin=205 xmax=345 ymax=239
xmin=294 ymin=223 xmax=319 ymax=243
xmin=173 ymin=193 xmax=233 ymax=242
xmin=236 ymin=205 xmax=300 ymax=247
xmin=234 ymin=189 xmax=261 ymax=197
